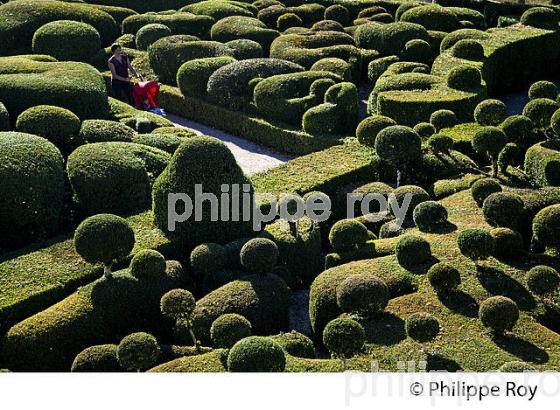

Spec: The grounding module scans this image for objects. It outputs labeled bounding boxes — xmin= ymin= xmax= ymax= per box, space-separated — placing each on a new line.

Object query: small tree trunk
xmin=396 ymin=169 xmax=401 ymax=188
xmin=492 ymin=158 xmax=498 ymax=178
xmin=188 ymin=327 xmax=199 ymax=353
xmin=289 ymin=221 xmax=299 ymax=239
xmin=103 ymin=264 xmax=112 ymax=278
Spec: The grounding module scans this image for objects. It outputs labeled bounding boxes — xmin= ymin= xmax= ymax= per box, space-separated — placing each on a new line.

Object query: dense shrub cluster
xmin=395 ymin=235 xmax=432 ymax=268
xmin=211 ymin=314 xmax=252 ymax=349
xmin=479 ymin=296 xmax=519 ymax=334
xmin=413 ymin=201 xmax=448 ymax=231
xmin=354 ymin=22 xmax=429 ymax=55
xmin=526 ymin=265 xmax=560 ymax=298
xmin=336 ymin=274 xmax=389 ymax=316
xmin=482 ymin=192 xmax=524 ymax=229
xmin=135 ymin=23 xmax=171 ymax=51
xmin=491 ymin=228 xmax=524 ymax=259
xmin=427 ymin=263 xmax=461 ymax=293
xmin=457 ymin=228 xmax=495 ymax=261
xmin=322 ymin=318 xmax=365 ymax=359
xmin=227 ymin=336 xmax=286 ymax=372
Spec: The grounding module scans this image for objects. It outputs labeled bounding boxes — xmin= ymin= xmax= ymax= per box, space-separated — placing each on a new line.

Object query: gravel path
xmin=288 ymin=289 xmax=313 ymax=337
xmin=167 ymin=113 xmax=292 ymax=175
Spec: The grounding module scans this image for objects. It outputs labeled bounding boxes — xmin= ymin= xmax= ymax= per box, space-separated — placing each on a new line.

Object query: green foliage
xmin=0 ymin=101 xmax=9 ymax=131
xmin=430 ymin=109 xmax=457 ymax=131
xmin=532 ymin=204 xmax=560 ymax=252
xmin=135 ymin=23 xmax=171 ymax=51
xmin=522 ymin=98 xmax=560 ymax=129
xmin=391 ymin=185 xmax=431 ymax=221
xmin=336 ymin=274 xmax=389 ymax=316
xmin=190 ymin=243 xmax=227 ymax=275
xmin=413 ymin=122 xmax=436 ymax=139
xmin=470 ymin=178 xmax=502 ymax=207
xmin=479 ymin=296 xmax=519 ymax=334
xmin=355 ymin=21 xmax=429 ymax=55
xmin=322 ymin=318 xmax=365 ymax=359
xmin=439 ymin=28 xmax=489 ymax=52
xmin=552 ymin=109 xmax=560 ymax=136
xmin=181 ymin=0 xmax=257 ymax=21
xmin=32 ymin=20 xmax=101 ymax=62
xmin=79 ymin=119 xmax=135 ymax=143
xmin=74 ymin=214 xmax=135 ymax=267
xmin=258 ymin=3 xmax=326 ymax=28
xmin=122 ymin=12 xmax=213 ymax=37
xmin=501 ymin=115 xmax=534 ymax=146
xmin=329 ymin=219 xmax=369 ymax=253
xmin=311 ymin=58 xmax=352 ymax=81
xmin=117 ymin=332 xmax=160 ymax=371
xmin=277 ymin=13 xmax=303 ymax=31
xmin=474 ymin=100 xmax=507 ymax=126
xmin=132 ymin=133 xmax=185 ymax=154
xmin=446 ymin=65 xmax=481 ymax=91
xmin=482 ymin=192 xmax=524 ymax=229
xmin=526 ymin=265 xmax=560 ymax=297
xmin=529 ymin=80 xmax=558 ymax=100
xmin=227 ymin=336 xmax=286 ymax=372
xmin=472 ymin=127 xmax=506 ymax=176
xmin=71 ymin=344 xmax=120 ymax=372
xmin=240 ymin=238 xmax=279 ymax=275
xmin=524 ymin=140 xmax=560 ymax=187
xmin=269 ymin=331 xmax=315 ymax=359
xmin=405 ymin=312 xmax=440 ymax=342
xmin=457 ymin=228 xmax=495 ymax=261
xmin=210 ymin=16 xmax=279 ymax=52
xmin=211 ymin=314 xmax=252 ymax=349
xmin=324 ymin=5 xmax=349 ymax=26
xmin=177 ymin=56 xmax=236 ymax=98
xmin=499 ymin=361 xmax=537 ymax=372
xmin=427 ymin=133 xmax=453 ymax=154
xmin=160 ymin=288 xmax=196 ymax=320
xmin=400 ymin=39 xmax=432 ymax=64
xmin=225 ymin=39 xmax=263 ymax=60
xmin=520 ymin=7 xmax=559 ymax=30
xmin=399 ymin=4 xmax=460 ymax=32
xmin=130 ymin=249 xmax=166 ymax=280
xmin=491 ymin=227 xmax=524 ymax=259
xmin=0 ymin=132 xmax=64 ymax=248
xmin=395 ymin=235 xmax=432 ymax=268
xmin=413 ymin=201 xmax=448 ymax=231
xmin=450 ymin=39 xmax=484 ymax=60
xmin=427 ymin=263 xmax=461 ymax=293
xmin=374 ymin=125 xmax=422 ymax=166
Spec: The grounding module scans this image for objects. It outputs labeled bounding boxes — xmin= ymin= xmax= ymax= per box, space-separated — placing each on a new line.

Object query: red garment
xmin=132 ymin=81 xmax=160 ymax=110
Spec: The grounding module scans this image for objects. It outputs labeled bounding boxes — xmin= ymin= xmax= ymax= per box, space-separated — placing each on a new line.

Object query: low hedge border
xmin=157 ymin=85 xmax=344 ymax=155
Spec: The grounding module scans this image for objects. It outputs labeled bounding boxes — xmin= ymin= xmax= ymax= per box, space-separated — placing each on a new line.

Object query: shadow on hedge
xmin=438 ymin=290 xmax=479 ymax=318
xmin=361 ymin=312 xmax=406 ymax=346
xmin=476 ymin=265 xmax=536 ymax=310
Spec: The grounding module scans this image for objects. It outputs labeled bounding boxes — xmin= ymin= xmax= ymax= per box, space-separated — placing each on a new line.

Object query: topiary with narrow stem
xmin=322 ymin=318 xmax=365 ymax=370
xmin=472 ymin=126 xmax=506 ymax=177
xmin=240 ymin=237 xmax=279 ymax=275
xmin=117 ymin=332 xmax=160 ymax=372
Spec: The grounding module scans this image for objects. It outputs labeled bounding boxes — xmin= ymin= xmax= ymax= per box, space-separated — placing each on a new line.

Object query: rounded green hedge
xmin=498 ymin=142 xmax=519 ymax=174
xmin=439 ymin=28 xmax=489 ymax=52
xmin=32 ymin=20 xmax=101 ymax=62
xmin=225 ymin=39 xmax=263 ymax=60
xmin=336 ymin=274 xmax=389 ymax=316
xmin=71 ymin=344 xmax=120 ymax=372
xmin=427 ymin=263 xmax=461 ymax=293
xmin=210 ymin=16 xmax=279 ymax=52
xmin=136 ymin=23 xmax=172 ymax=51
xmin=117 ymin=332 xmax=160 ymax=371
xmin=210 ymin=313 xmax=252 ymax=349
xmin=529 ymin=80 xmax=558 ymax=101
xmin=0 ymin=132 xmax=64 ymax=247
xmin=395 ymin=235 xmax=432 ymax=268
xmin=227 ymin=336 xmax=286 ymax=372
xmin=413 ymin=200 xmax=448 ymax=232
xmin=374 ymin=125 xmax=422 ymax=166
xmin=470 ymin=178 xmax=502 ymax=207
xmin=413 ymin=122 xmax=436 ymax=139
xmin=522 ymin=98 xmax=560 ymax=129
xmin=501 ymin=115 xmax=534 ymax=146
xmin=322 ymin=318 xmax=365 ymax=359
xmin=0 ymin=101 xmax=9 ymax=131
xmin=520 ymin=7 xmax=559 ymax=30
xmin=532 ymin=204 xmax=560 ymax=252
xmin=240 ymin=238 xmax=279 ymax=275
xmin=391 ymin=185 xmax=430 ymax=221
xmin=177 ymin=56 xmax=237 ymax=98
xmin=450 ymin=39 xmax=484 ymax=60
xmin=526 ymin=265 xmax=560 ymax=297
xmin=269 ymin=331 xmax=315 ymax=359
xmin=482 ymin=192 xmax=524 ymax=229
xmin=491 ymin=227 xmax=524 ymax=259
xmin=79 ymin=119 xmax=136 ymax=143
xmin=324 ymin=5 xmax=350 ymax=26
xmin=399 ymin=4 xmax=460 ymax=32
xmin=329 ymin=219 xmax=369 ymax=253
xmin=499 ymin=361 xmax=537 ymax=372
xmin=277 ymin=13 xmax=303 ymax=31
xmin=190 ymin=243 xmax=228 ymax=275
xmin=430 ymin=109 xmax=457 ymax=131
xmin=122 ymin=12 xmax=213 ymax=37
xmin=160 ymin=288 xmax=196 ymax=320
xmin=457 ymin=228 xmax=495 ymax=261
xmin=15 ymin=105 xmax=80 ymax=152
xmin=479 ymin=296 xmax=519 ymax=334
xmin=354 ymin=21 xmax=429 ymax=55
xmin=130 ymin=249 xmax=167 ymax=281
xmin=181 ymin=0 xmax=257 ymax=21
xmin=427 ymin=133 xmax=453 ymax=153
xmin=446 ymin=65 xmax=481 ymax=91
xmin=474 ymin=99 xmax=507 ymax=126
xmin=400 ymin=39 xmax=432 ymax=64
xmin=405 ymin=312 xmax=440 ymax=342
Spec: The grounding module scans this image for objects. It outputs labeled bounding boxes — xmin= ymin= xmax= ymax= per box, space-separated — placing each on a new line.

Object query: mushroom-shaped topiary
xmin=474 ymin=99 xmax=507 ymax=126
xmin=427 ymin=133 xmax=453 ymax=154
xmin=240 ymin=237 xmax=279 ymax=275
xmin=190 ymin=243 xmax=227 ymax=275
xmin=490 ymin=227 xmax=524 ymax=259
xmin=526 ymin=265 xmax=560 ymax=299
xmin=160 ymin=288 xmax=196 ymax=320
xmin=499 ymin=361 xmax=537 ymax=372
xmin=329 ymin=219 xmax=369 ymax=253
xmin=529 ymin=81 xmax=558 ymax=101
xmin=395 ymin=235 xmax=432 ymax=268
xmin=413 ymin=122 xmax=436 ymax=139
xmin=356 ymin=115 xmax=396 ymax=147
xmin=227 ymin=336 xmax=286 ymax=372
xmin=470 ymin=178 xmax=502 ymax=207
xmin=117 ymin=332 xmax=160 ymax=372
xmin=482 ymin=192 xmax=524 ymax=230
xmin=413 ymin=201 xmax=448 ymax=232
xmin=400 ymin=39 xmax=432 ymax=64
xmin=520 ymin=7 xmax=559 ymax=30
xmin=532 ymin=204 xmax=560 ymax=254
xmin=457 ymin=228 xmax=495 ymax=261
xmin=500 ymin=115 xmax=534 ymax=146
xmin=210 ymin=313 xmax=252 ymax=349
xmin=71 ymin=344 xmax=120 ymax=372
xmin=479 ymin=296 xmax=519 ymax=334
xmin=430 ymin=109 xmax=457 ymax=131
xmin=130 ymin=249 xmax=166 ymax=280
xmin=472 ymin=126 xmax=507 ymax=177
xmin=374 ymin=125 xmax=422 ymax=184
xmin=322 ymin=318 xmax=365 ymax=370
xmin=522 ymin=98 xmax=560 ymax=130
xmin=405 ymin=312 xmax=440 ymax=343
xmin=74 ymin=214 xmax=135 ymax=278
xmin=427 ymin=263 xmax=461 ymax=294
xmin=336 ymin=274 xmax=389 ymax=317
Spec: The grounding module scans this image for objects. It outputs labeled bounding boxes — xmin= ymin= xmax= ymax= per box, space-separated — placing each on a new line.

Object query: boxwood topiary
xmin=122 ymin=12 xmax=213 ymax=37
xmin=474 ymin=99 xmax=507 ymax=126
xmin=277 ymin=13 xmax=303 ymax=31
xmin=225 ymin=39 xmax=263 ymax=60
xmin=132 ymin=133 xmax=186 ymax=154
xmin=329 ymin=219 xmax=369 ymax=253
xmin=446 ymin=65 xmax=481 ymax=91
xmin=135 ymin=23 xmax=172 ymax=51
xmin=79 ymin=119 xmax=135 ymax=143
xmin=490 ymin=227 xmax=524 ymax=259
xmin=400 ymin=39 xmax=432 ymax=64
xmin=190 ymin=243 xmax=228 ymax=275
xmin=227 ymin=336 xmax=286 ymax=372
xmin=391 ymin=185 xmax=430 ymax=221
xmin=532 ymin=204 xmax=560 ymax=253
xmin=399 ymin=4 xmax=460 ymax=32
xmin=526 ymin=265 xmax=560 ymax=297
xmin=472 ymin=126 xmax=507 ymax=177
xmin=379 ymin=221 xmax=405 ymax=238
xmin=181 ymin=0 xmax=257 ymax=21
xmin=413 ymin=201 xmax=448 ymax=231
xmin=32 ymin=20 xmax=101 ymax=62
xmin=482 ymin=192 xmax=524 ymax=229
xmin=427 ymin=263 xmax=461 ymax=293
xmin=430 ymin=109 xmax=457 ymax=131
xmin=439 ymin=28 xmax=489 ymax=52
xmin=210 ymin=16 xmax=279 ymax=52
xmin=470 ymin=178 xmax=502 ymax=207
xmin=310 ymin=57 xmax=352 ymax=81
xmin=160 ymin=288 xmax=196 ymax=320
xmin=324 ymin=5 xmax=350 ymax=26
xmin=405 ymin=312 xmax=440 ymax=342
xmin=336 ymin=274 xmax=389 ymax=316
xmin=71 ymin=344 xmax=120 ymax=372
xmin=375 ymin=125 xmax=422 ymax=167
xmin=479 ymin=296 xmax=519 ymax=334
xmin=457 ymin=228 xmax=495 ymax=261
xmin=395 ymin=235 xmax=432 ymax=268
xmin=356 ymin=115 xmax=397 ymax=147
xmin=520 ymin=7 xmax=559 ymax=30
xmin=240 ymin=238 xmax=279 ymax=275
xmin=354 ymin=21 xmax=429 ymax=56
xmin=130 ymin=249 xmax=167 ymax=281
xmin=522 ymin=98 xmax=560 ymax=130
xmin=529 ymin=80 xmax=558 ymax=101
xmin=0 ymin=132 xmax=64 ymax=248
xmin=211 ymin=313 xmax=252 ymax=349
xmin=0 ymin=101 xmax=9 ymax=131
xmin=269 ymin=331 xmax=315 ymax=359
xmin=322 ymin=318 xmax=365 ymax=359
xmin=117 ymin=332 xmax=160 ymax=371
xmin=500 ymin=115 xmax=535 ymax=146
xmin=15 ymin=105 xmax=81 ymax=152
xmin=177 ymin=56 xmax=237 ymax=98
xmin=450 ymin=39 xmax=484 ymax=60
xmin=427 ymin=133 xmax=453 ymax=154
xmin=413 ymin=122 xmax=436 ymax=139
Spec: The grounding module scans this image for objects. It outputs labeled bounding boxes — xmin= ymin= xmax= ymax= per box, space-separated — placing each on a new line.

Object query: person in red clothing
xmin=108 ymin=43 xmax=142 ymax=104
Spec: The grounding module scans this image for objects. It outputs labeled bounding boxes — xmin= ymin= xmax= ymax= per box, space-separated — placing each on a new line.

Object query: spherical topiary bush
xmin=160 ymin=288 xmax=196 ymax=320
xmin=500 ymin=115 xmax=534 ymax=146
xmin=15 ymin=105 xmax=80 ymax=151
xmin=491 ymin=228 xmax=524 ymax=259
xmin=374 ymin=125 xmax=422 ymax=166
xmin=529 ymin=81 xmax=558 ymax=101
xmin=336 ymin=274 xmax=389 ymax=316
xmin=32 ymin=20 xmax=101 ymax=62
xmin=395 ymin=235 xmax=432 ymax=268
xmin=210 ymin=313 xmax=252 ymax=349
xmin=450 ymin=39 xmax=484 ymax=60
xmin=322 ymin=318 xmax=365 ymax=360
xmin=400 ymin=39 xmax=432 ymax=64
xmin=227 ymin=336 xmax=286 ymax=372
xmin=472 ymin=126 xmax=507 ymax=177
xmin=324 ymin=5 xmax=350 ymax=26
xmin=117 ymin=332 xmax=160 ymax=372
xmin=277 ymin=13 xmax=303 ymax=31
xmin=391 ymin=185 xmax=430 ymax=222
xmin=457 ymin=228 xmax=495 ymax=261
xmin=240 ymin=238 xmax=279 ymax=275
xmin=413 ymin=122 xmax=436 ymax=139
xmin=129 ymin=249 xmax=166 ymax=281
xmin=74 ymin=214 xmax=135 ymax=277
xmin=499 ymin=361 xmax=537 ymax=372
xmin=532 ymin=204 xmax=560 ymax=253
xmin=479 ymin=296 xmax=519 ymax=334
xmin=71 ymin=344 xmax=120 ymax=372
xmin=482 ymin=192 xmax=524 ymax=229
xmin=474 ymin=99 xmax=508 ymax=126
xmin=427 ymin=133 xmax=453 ymax=154
xmin=379 ymin=221 xmax=405 ymax=238
xmin=427 ymin=263 xmax=461 ymax=293
xmin=405 ymin=312 xmax=440 ymax=343
xmin=522 ymin=98 xmax=560 ymax=129
xmin=413 ymin=201 xmax=448 ymax=231
xmin=526 ymin=265 xmax=560 ymax=298
xmin=0 ymin=132 xmax=64 ymax=247
xmin=356 ymin=115 xmax=396 ymax=147
xmin=470 ymin=178 xmax=502 ymax=207
xmin=520 ymin=7 xmax=559 ymax=30
xmin=430 ymin=109 xmax=457 ymax=131
xmin=136 ymin=23 xmax=172 ymax=51
xmin=329 ymin=219 xmax=369 ymax=253
xmin=189 ymin=243 xmax=228 ymax=275
xmin=446 ymin=65 xmax=481 ymax=90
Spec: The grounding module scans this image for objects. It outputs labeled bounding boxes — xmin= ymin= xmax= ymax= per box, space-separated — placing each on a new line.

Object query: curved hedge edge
xmin=0 ymin=211 xmax=173 ymax=332
xmin=157 ymin=85 xmax=343 ymax=156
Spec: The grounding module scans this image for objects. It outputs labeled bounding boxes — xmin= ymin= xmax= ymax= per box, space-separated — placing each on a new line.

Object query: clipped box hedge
xmin=524 ymin=140 xmax=560 ymax=187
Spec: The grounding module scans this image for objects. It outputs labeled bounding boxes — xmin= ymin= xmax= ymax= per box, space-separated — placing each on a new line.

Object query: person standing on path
xmin=108 ymin=43 xmax=141 ymax=104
